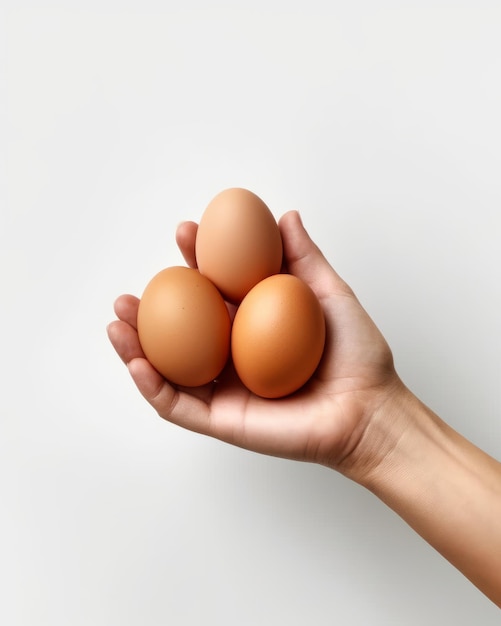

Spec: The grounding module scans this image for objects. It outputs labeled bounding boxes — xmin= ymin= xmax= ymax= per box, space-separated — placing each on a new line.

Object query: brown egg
xmin=137 ymin=266 xmax=231 ymax=387
xmin=231 ymin=274 xmax=325 ymax=398
xmin=195 ymin=187 xmax=283 ymax=303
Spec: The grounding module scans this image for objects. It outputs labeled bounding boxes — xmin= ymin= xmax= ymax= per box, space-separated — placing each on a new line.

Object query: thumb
xmin=278 ymin=211 xmax=353 ymax=299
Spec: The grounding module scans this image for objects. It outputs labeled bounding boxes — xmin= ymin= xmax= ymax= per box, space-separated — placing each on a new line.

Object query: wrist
xmin=356 ymin=386 xmax=443 ymax=495
xmin=343 ymin=380 xmax=501 ymax=607
xmin=334 ymin=378 xmax=416 ymax=488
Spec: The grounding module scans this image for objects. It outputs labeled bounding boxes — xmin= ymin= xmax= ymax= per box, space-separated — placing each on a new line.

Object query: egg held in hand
xmin=195 ymin=187 xmax=283 ymax=303
xmin=137 ymin=266 xmax=231 ymax=387
xmin=231 ymin=274 xmax=326 ymax=398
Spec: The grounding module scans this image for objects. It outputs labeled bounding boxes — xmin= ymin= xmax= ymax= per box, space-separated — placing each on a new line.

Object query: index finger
xmin=175 ymin=221 xmax=198 ymax=268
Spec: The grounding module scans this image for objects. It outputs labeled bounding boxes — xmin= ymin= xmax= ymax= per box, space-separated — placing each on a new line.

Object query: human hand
xmin=107 ymin=210 xmax=404 ymax=480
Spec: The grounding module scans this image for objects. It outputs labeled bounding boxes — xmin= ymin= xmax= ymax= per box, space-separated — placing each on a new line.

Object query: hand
xmin=107 ymin=210 xmax=403 ymax=478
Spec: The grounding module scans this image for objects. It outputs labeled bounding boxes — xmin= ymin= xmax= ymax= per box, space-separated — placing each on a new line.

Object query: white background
xmin=2 ymin=1 xmax=501 ymax=624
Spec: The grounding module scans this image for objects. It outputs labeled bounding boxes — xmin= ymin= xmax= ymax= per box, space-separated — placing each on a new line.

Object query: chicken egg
xmin=137 ymin=266 xmax=231 ymax=387
xmin=195 ymin=187 xmax=283 ymax=303
xmin=231 ymin=273 xmax=325 ymax=398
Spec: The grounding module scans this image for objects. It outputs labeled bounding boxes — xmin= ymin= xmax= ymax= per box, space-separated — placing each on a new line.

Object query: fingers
xmin=278 ymin=210 xmax=354 ymax=299
xmin=108 ymin=307 xmax=214 ymax=433
xmin=127 ymin=357 xmax=212 ymax=435
xmin=108 ymin=295 xmax=143 ymax=363
xmin=175 ymin=221 xmax=198 ymax=268
xmin=108 ymin=299 xmax=215 ymax=433
xmin=107 ymin=318 xmax=145 ymax=365
xmin=113 ymin=294 xmax=140 ymax=328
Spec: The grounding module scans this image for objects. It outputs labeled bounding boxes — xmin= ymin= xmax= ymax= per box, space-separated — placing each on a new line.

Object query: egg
xmin=231 ymin=274 xmax=325 ymax=398
xmin=137 ymin=266 xmax=231 ymax=387
xmin=195 ymin=187 xmax=283 ymax=303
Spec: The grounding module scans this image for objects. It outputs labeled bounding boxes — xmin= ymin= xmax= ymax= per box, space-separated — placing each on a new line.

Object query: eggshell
xmin=195 ymin=187 xmax=283 ymax=303
xmin=231 ymin=274 xmax=325 ymax=398
xmin=137 ymin=266 xmax=231 ymax=387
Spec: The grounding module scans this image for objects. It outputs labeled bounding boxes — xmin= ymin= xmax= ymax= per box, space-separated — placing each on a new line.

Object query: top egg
xmin=195 ymin=188 xmax=283 ymax=303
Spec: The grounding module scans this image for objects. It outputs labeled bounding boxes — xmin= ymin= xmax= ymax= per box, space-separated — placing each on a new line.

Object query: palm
xmin=108 ymin=211 xmax=397 ymax=469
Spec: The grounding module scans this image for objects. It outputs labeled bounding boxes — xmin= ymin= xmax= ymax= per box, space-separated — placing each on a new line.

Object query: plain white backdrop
xmin=2 ymin=1 xmax=501 ymax=624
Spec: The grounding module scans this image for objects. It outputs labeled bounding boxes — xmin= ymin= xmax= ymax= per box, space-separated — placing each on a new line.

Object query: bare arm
xmin=348 ymin=388 xmax=501 ymax=608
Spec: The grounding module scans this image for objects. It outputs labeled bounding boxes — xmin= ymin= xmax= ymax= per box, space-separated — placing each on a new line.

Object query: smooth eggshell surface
xmin=231 ymin=274 xmax=325 ymax=398
xmin=137 ymin=266 xmax=231 ymax=387
xmin=195 ymin=187 xmax=283 ymax=303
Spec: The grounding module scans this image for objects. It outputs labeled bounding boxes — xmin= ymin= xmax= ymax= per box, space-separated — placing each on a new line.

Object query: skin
xmin=107 ymin=210 xmax=501 ymax=607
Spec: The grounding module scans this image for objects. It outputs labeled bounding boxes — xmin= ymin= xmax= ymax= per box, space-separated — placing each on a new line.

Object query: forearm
xmin=360 ymin=387 xmax=501 ymax=607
